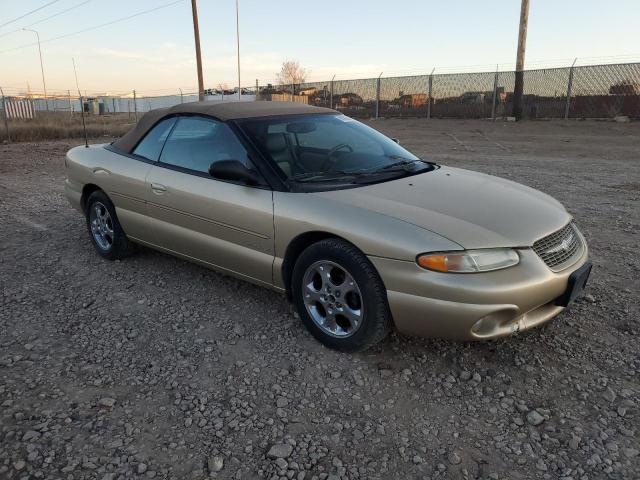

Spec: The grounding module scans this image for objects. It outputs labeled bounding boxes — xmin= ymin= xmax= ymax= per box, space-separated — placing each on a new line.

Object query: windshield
xmin=237 ymin=113 xmax=433 ymax=184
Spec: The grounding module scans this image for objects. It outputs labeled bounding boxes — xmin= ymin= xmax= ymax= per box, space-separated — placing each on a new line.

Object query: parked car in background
xmin=64 ymin=101 xmax=591 ymax=351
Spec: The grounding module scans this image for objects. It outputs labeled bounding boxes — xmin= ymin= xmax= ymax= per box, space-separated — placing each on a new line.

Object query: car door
xmin=103 ymin=116 xmax=177 ymax=242
xmin=144 ymin=115 xmax=275 ymax=286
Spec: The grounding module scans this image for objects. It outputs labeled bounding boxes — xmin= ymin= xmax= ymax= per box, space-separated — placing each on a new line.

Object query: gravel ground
xmin=1 ymin=119 xmax=639 ymax=480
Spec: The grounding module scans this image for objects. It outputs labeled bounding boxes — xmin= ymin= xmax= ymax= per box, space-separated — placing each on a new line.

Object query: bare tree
xmin=276 ymin=60 xmax=308 ymax=87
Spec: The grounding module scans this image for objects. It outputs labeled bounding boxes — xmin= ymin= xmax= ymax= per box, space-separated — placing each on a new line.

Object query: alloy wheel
xmin=89 ymin=202 xmax=114 ymax=251
xmin=302 ymin=260 xmax=363 ymax=337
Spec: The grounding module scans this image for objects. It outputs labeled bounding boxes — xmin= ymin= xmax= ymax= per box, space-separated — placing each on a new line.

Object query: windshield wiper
xmin=371 ymin=160 xmax=420 ymax=172
xmin=290 ymin=158 xmax=433 ymax=183
xmin=365 ymin=158 xmax=431 ymax=174
xmin=290 ymin=171 xmax=356 ymax=183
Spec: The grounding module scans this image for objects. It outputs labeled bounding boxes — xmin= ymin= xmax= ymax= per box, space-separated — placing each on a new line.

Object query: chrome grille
xmin=533 ymin=222 xmax=583 ymax=270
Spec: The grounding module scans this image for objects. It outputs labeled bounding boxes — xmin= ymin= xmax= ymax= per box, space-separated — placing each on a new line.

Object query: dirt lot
xmin=1 ymin=119 xmax=639 ymax=480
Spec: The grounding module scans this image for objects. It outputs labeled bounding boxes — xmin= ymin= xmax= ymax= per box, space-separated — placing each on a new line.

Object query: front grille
xmin=533 ymin=222 xmax=583 ymax=271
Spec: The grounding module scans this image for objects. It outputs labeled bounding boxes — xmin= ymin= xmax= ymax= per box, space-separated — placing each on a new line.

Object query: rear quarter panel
xmin=65 ymin=144 xmax=153 ymax=241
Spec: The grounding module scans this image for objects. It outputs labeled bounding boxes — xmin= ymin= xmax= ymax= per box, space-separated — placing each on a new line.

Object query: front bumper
xmin=369 ymin=245 xmax=589 ymax=341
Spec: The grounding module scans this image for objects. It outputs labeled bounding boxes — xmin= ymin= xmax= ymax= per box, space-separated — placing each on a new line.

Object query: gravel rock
xmin=603 ymin=387 xmax=617 ymax=403
xmin=208 ymin=456 xmax=224 ymax=472
xmin=267 ymin=444 xmax=293 ymax=459
xmin=98 ymin=397 xmax=116 ymax=408
xmin=526 ymin=410 xmax=545 ymax=426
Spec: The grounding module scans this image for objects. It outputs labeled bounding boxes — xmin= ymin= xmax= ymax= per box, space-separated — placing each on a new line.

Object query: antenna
xmin=72 ymin=57 xmax=88 ymax=148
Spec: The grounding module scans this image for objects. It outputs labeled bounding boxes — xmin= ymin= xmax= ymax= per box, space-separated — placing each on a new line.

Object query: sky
xmin=1 ymin=0 xmax=639 ymax=96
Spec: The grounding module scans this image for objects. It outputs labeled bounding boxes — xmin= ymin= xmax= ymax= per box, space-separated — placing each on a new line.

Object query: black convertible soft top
xmin=112 ymin=101 xmax=335 ymax=153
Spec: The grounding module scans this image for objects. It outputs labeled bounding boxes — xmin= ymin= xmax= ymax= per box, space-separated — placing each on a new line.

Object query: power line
xmin=0 ymin=0 xmax=62 ymax=29
xmin=0 ymin=0 xmax=94 ymax=40
xmin=0 ymin=0 xmax=185 ymax=54
xmin=27 ymin=0 xmax=93 ymax=28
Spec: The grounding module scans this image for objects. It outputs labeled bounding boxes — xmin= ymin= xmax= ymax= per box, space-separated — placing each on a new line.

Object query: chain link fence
xmin=1 ymin=62 xmax=638 ymax=139
xmin=257 ymin=62 xmax=640 ymax=120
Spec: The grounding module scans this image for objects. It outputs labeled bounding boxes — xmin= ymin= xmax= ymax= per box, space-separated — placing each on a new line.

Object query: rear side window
xmin=132 ymin=117 xmax=177 ymax=161
xmin=159 ymin=116 xmax=251 ymax=174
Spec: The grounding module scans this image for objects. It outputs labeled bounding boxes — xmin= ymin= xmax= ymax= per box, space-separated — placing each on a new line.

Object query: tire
xmin=291 ymin=238 xmax=392 ymax=351
xmin=85 ymin=190 xmax=135 ymax=260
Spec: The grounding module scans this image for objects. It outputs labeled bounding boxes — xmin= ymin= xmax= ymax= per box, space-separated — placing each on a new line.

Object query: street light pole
xmin=23 ymin=28 xmax=48 ymax=110
xmin=236 ymin=0 xmax=241 ymax=100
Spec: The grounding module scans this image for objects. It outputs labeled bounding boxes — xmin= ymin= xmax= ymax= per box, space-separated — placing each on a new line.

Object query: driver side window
xmin=159 ymin=116 xmax=252 ymax=174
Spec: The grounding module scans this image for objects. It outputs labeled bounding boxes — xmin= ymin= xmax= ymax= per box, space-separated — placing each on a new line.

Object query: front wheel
xmin=85 ymin=190 xmax=135 ymax=260
xmin=291 ymin=238 xmax=392 ymax=351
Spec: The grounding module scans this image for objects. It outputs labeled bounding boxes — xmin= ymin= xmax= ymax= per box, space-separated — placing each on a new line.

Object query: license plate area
xmin=555 ymin=262 xmax=592 ymax=307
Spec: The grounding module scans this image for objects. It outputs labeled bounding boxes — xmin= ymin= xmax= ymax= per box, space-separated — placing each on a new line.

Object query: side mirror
xmin=209 ymin=160 xmax=260 ymax=185
xmin=391 ymin=138 xmax=400 ymax=144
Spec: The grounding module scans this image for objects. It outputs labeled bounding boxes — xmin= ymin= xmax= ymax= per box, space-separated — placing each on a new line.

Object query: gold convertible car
xmin=65 ymin=101 xmax=591 ymax=351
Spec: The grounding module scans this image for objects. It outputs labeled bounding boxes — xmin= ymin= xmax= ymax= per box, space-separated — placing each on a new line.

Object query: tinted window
xmin=132 ymin=117 xmax=176 ymax=161
xmin=159 ymin=116 xmax=251 ymax=174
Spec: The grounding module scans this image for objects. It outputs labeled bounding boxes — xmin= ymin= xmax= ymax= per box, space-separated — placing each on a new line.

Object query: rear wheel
xmin=292 ymin=238 xmax=392 ymax=351
xmin=85 ymin=190 xmax=135 ymax=260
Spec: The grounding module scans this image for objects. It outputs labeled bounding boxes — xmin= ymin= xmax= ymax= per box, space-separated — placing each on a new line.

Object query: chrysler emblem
xmin=545 ymin=232 xmax=575 ymax=255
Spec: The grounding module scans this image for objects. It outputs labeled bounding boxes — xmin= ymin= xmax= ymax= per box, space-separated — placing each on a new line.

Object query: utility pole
xmin=236 ymin=0 xmax=241 ymax=100
xmin=23 ymin=28 xmax=48 ymax=111
xmin=512 ymin=0 xmax=529 ymax=120
xmin=191 ymin=0 xmax=205 ymax=101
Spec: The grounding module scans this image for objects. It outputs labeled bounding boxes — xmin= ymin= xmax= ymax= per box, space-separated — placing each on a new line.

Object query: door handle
xmin=151 ymin=183 xmax=167 ymax=194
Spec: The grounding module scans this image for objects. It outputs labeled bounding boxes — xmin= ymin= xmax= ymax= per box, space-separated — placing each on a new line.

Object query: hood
xmin=317 ymin=166 xmax=571 ymax=249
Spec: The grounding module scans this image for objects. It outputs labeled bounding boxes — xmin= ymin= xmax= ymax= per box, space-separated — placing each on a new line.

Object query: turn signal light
xmin=416 ymin=249 xmax=520 ymax=273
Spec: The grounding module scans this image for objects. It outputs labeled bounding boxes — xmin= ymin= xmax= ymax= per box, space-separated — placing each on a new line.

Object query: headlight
xmin=417 ymin=249 xmax=520 ymax=273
